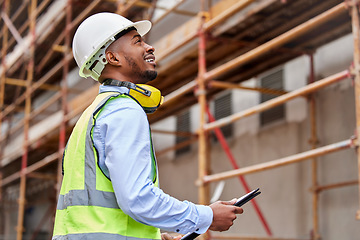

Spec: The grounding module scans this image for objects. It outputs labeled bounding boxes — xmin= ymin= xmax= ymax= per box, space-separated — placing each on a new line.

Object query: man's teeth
xmin=145 ymin=59 xmax=154 ymax=63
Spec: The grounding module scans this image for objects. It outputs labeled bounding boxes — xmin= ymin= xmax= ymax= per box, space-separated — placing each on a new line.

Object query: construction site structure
xmin=0 ymin=0 xmax=360 ymax=239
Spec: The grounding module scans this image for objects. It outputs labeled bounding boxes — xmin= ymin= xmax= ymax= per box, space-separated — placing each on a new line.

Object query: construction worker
xmin=52 ymin=12 xmax=243 ymax=240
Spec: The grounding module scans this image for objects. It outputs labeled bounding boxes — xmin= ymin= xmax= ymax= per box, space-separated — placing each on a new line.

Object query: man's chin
xmin=146 ymin=70 xmax=158 ymax=82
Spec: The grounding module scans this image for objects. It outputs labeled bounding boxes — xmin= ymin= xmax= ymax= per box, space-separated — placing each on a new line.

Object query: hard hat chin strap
xmin=86 ymin=37 xmax=115 ymax=80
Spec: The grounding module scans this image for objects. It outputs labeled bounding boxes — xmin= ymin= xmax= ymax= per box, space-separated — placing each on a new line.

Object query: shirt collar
xmin=99 ymin=84 xmax=130 ymax=95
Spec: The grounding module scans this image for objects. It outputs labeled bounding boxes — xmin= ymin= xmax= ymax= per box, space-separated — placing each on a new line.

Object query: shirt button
xmin=176 ymin=229 xmax=180 ymax=232
xmin=196 ymin=228 xmax=199 ymax=231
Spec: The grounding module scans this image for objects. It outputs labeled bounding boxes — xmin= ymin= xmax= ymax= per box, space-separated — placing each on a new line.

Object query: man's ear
xmin=106 ymin=51 xmax=122 ymax=66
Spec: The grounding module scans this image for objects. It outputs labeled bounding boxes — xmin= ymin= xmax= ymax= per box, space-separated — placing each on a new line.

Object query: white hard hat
xmin=72 ymin=12 xmax=151 ymax=81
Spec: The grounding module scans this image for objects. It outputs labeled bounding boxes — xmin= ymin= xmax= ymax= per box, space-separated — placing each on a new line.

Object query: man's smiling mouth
xmin=144 ymin=54 xmax=156 ymax=67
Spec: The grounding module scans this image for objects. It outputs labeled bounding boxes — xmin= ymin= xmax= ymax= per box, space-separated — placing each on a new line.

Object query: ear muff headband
xmin=103 ymin=79 xmax=163 ymax=113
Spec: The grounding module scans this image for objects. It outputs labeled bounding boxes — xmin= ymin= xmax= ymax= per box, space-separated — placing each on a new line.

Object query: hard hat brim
xmin=132 ymin=20 xmax=152 ymax=37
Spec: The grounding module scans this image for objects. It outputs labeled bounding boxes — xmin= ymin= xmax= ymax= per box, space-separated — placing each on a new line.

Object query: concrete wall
xmin=152 ymin=34 xmax=360 ymax=239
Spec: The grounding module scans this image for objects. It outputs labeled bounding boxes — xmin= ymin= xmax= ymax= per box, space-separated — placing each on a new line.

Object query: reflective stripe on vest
xmin=54 ymin=233 xmax=159 ymax=240
xmin=53 ymin=92 xmax=161 ymax=240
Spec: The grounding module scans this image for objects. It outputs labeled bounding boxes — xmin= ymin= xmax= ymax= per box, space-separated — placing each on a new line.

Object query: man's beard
xmin=125 ymin=56 xmax=157 ymax=83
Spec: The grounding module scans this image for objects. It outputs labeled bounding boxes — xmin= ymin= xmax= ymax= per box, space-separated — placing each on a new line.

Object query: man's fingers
xmin=161 ymin=233 xmax=183 ymax=240
xmin=161 ymin=233 xmax=174 ymax=240
xmin=234 ymin=206 xmax=244 ymax=214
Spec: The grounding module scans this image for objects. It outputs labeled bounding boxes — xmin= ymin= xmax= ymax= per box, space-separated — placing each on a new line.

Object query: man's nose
xmin=144 ymin=42 xmax=155 ymax=53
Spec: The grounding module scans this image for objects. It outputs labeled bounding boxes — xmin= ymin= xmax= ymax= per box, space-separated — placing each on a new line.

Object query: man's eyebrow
xmin=131 ymin=34 xmax=141 ymax=40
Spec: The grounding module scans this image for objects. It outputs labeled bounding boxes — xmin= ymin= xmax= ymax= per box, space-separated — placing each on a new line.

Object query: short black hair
xmin=114 ymin=26 xmax=137 ymax=40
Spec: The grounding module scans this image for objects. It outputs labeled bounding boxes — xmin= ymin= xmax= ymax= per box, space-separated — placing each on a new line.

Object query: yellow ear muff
xmin=129 ymin=84 xmax=163 ymax=114
xmin=102 ymin=79 xmax=163 ymax=113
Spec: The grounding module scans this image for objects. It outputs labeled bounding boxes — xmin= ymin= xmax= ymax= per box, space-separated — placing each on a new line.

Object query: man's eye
xmin=135 ymin=39 xmax=141 ymax=44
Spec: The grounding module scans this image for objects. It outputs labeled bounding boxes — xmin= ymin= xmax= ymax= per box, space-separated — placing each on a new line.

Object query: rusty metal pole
xmin=56 ymin=0 xmax=71 ymax=198
xmin=152 ymin=0 xmax=186 ymax=25
xmin=308 ymin=54 xmax=320 ymax=240
xmin=204 ymin=70 xmax=350 ymax=132
xmin=204 ymin=2 xmax=347 ymax=82
xmin=116 ymin=0 xmax=139 ymax=15
xmin=0 ymin=0 xmax=9 ymax=235
xmin=0 ymin=0 xmax=9 ymax=158
xmin=157 ymin=0 xmax=256 ymax=61
xmin=16 ymin=0 xmax=36 ymax=239
xmin=203 ymin=139 xmax=354 ymax=183
xmin=197 ymin=0 xmax=210 ymax=207
xmin=205 ymin=106 xmax=273 ymax=236
xmin=161 ymin=2 xmax=348 ymax=110
xmin=350 ymin=0 xmax=360 ymax=220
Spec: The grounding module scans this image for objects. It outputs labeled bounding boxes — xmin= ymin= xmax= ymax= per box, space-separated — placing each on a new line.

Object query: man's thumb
xmin=223 ymin=198 xmax=238 ymax=205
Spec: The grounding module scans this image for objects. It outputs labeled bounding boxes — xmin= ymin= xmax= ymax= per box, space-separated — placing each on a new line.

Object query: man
xmin=52 ymin=12 xmax=243 ymax=240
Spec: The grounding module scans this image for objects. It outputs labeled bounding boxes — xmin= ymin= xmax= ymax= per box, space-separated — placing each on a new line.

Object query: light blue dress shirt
xmin=92 ymin=84 xmax=213 ymax=234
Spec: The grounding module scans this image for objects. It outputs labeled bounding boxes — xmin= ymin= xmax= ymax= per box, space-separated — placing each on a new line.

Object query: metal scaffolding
xmin=156 ymin=0 xmax=360 ymax=239
xmin=0 ymin=0 xmax=359 ymax=240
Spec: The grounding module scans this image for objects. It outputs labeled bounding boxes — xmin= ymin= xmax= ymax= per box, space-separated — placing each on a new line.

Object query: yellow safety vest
xmin=52 ymin=92 xmax=161 ymax=240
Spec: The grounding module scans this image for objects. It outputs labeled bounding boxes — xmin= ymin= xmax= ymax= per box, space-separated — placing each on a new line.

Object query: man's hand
xmin=161 ymin=233 xmax=182 ymax=240
xmin=209 ymin=199 xmax=244 ymax=232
